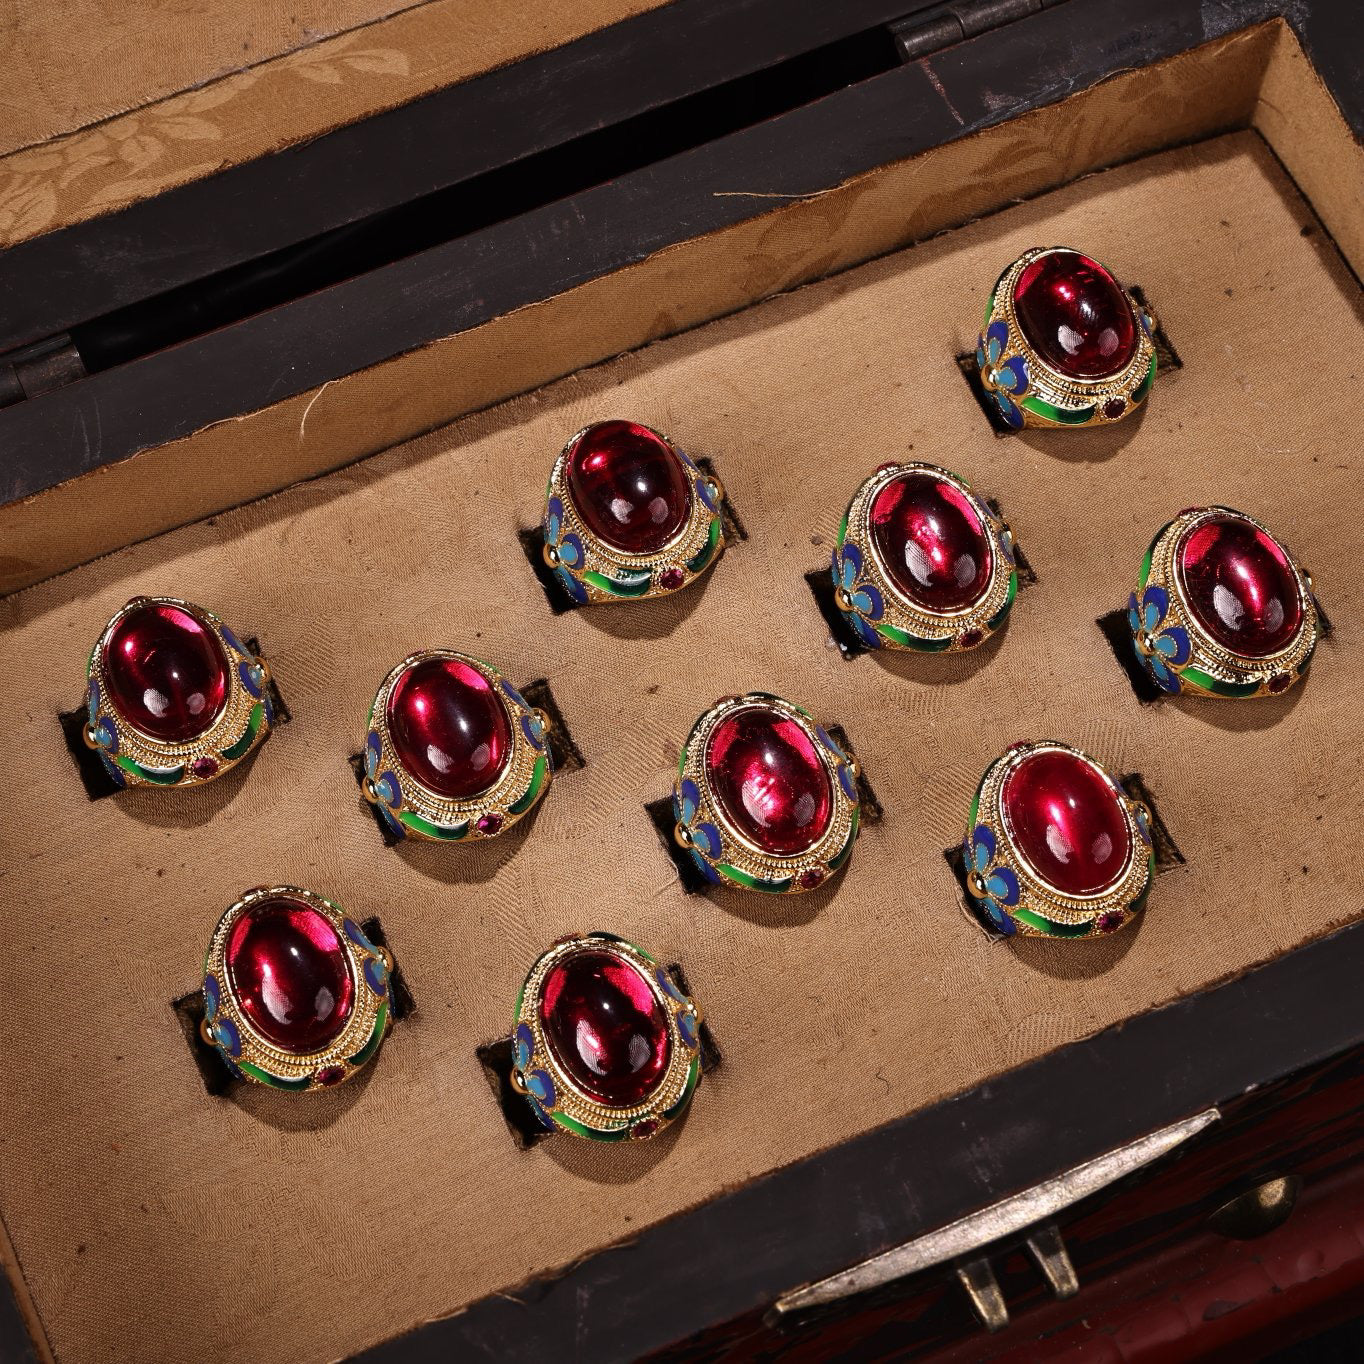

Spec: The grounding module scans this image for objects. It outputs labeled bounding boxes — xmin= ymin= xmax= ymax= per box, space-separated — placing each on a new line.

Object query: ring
xmin=82 ymin=595 xmax=273 ymax=789
xmin=200 ymin=886 xmax=394 ymax=1090
xmin=977 ymin=246 xmax=1156 ymax=429
xmin=542 ymin=419 xmax=725 ymax=604
xmin=674 ymin=692 xmax=860 ymax=894
xmin=362 ymin=649 xmax=552 ymax=842
xmin=1129 ymin=506 xmax=1319 ymax=699
xmin=964 ymin=741 xmax=1153 ymax=938
xmin=832 ymin=461 xmax=1017 ymax=651
xmin=510 ymin=932 xmax=703 ymax=1141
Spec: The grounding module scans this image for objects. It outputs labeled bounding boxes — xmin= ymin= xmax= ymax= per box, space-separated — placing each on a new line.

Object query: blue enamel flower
xmin=544 ymin=495 xmax=588 ymax=605
xmin=977 ymin=320 xmax=1029 ymax=429
xmin=344 ymin=918 xmax=391 ymax=998
xmin=1128 ymin=584 xmax=1191 ymax=694
xmin=674 ymin=777 xmax=722 ymax=883
xmin=202 ymin=974 xmax=242 ymax=1058
xmin=679 ymin=448 xmax=722 ymax=516
xmin=832 ymin=541 xmax=885 ymax=649
xmin=816 ymin=725 xmax=859 ymax=804
xmin=512 ymin=1022 xmax=535 ymax=1073
xmin=85 ymin=678 xmax=126 ymax=787
xmin=964 ymin=824 xmax=1020 ymax=936
xmin=501 ymin=679 xmax=547 ymax=750
xmin=364 ymin=730 xmax=405 ymax=838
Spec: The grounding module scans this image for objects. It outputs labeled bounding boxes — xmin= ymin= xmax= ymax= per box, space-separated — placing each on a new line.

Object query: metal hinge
xmin=770 ymin=1107 xmax=1220 ymax=1332
xmin=891 ymin=0 xmax=1070 ymax=62
xmin=0 ymin=334 xmax=85 ymax=409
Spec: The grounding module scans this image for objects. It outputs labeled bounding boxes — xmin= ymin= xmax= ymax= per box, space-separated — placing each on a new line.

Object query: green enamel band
xmin=221 ymin=702 xmax=264 ymax=761
xmin=663 ymin=1056 xmax=701 ymax=1119
xmin=1180 ymin=667 xmax=1262 ymax=699
xmin=507 ymin=755 xmax=548 ymax=816
xmin=236 ymin=1062 xmax=313 ymax=1091
xmin=874 ymin=621 xmax=952 ymax=651
xmin=718 ymin=863 xmax=794 ymax=894
xmin=1133 ymin=354 xmax=1156 ymax=403
xmin=347 ymin=1001 xmax=388 ymax=1067
xmin=115 ymin=755 xmax=185 ymax=785
xmin=686 ymin=517 xmax=721 ymax=574
xmin=583 ymin=568 xmax=652 ymax=598
xmin=986 ymin=571 xmax=1018 ymax=630
xmin=1021 ymin=394 xmax=1096 ymax=425
xmin=552 ymin=1111 xmax=630 ymax=1142
xmin=397 ymin=809 xmax=469 ymax=840
xmin=827 ymin=807 xmax=859 ymax=872
xmin=1012 ymin=907 xmax=1092 ymax=938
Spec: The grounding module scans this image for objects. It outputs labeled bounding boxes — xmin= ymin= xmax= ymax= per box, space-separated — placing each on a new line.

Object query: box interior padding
xmin=2 ymin=27 xmax=1363 ymax=1364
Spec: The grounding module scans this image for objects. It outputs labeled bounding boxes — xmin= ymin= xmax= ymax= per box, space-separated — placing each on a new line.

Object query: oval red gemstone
xmin=870 ymin=471 xmax=993 ymax=613
xmin=539 ymin=950 xmax=670 ymax=1107
xmin=1177 ymin=514 xmax=1303 ymax=658
xmin=102 ymin=601 xmax=229 ymax=743
xmin=1002 ymin=749 xmax=1132 ymax=896
xmin=705 ymin=705 xmax=833 ymax=856
xmin=226 ymin=896 xmax=355 ymax=1053
xmin=1013 ymin=250 xmax=1137 ymax=380
xmin=566 ymin=419 xmax=692 ymax=554
xmin=387 ymin=656 xmax=512 ymax=799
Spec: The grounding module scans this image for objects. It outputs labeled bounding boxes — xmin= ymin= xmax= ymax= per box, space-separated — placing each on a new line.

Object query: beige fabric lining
xmin=0 ymin=130 xmax=1360 ymax=1363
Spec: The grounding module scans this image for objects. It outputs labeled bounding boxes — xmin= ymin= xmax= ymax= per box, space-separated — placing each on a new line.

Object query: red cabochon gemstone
xmin=102 ymin=601 xmax=229 ymax=743
xmin=226 ymin=896 xmax=355 ymax=1053
xmin=705 ymin=705 xmax=833 ymax=857
xmin=540 ymin=950 xmax=671 ymax=1106
xmin=565 ymin=420 xmax=692 ymax=554
xmin=1013 ymin=250 xmax=1137 ymax=380
xmin=386 ymin=657 xmax=512 ymax=800
xmin=870 ymin=471 xmax=993 ymax=613
xmin=1002 ymin=750 xmax=1132 ymax=897
xmin=1177 ymin=514 xmax=1303 ymax=658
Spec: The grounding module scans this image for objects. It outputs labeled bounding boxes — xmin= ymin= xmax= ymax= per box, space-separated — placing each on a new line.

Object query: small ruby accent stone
xmin=705 ymin=705 xmax=833 ymax=857
xmin=1002 ymin=750 xmax=1132 ymax=896
xmin=539 ymin=950 xmax=670 ymax=1106
xmin=798 ymin=868 xmax=826 ymax=890
xmin=870 ymin=471 xmax=993 ymax=613
xmin=958 ymin=629 xmax=985 ymax=650
xmin=1094 ymin=911 xmax=1126 ymax=935
xmin=566 ymin=420 xmax=692 ymax=554
xmin=226 ymin=896 xmax=355 ymax=1053
xmin=475 ymin=812 xmax=504 ymax=837
xmin=658 ymin=567 xmax=685 ymax=591
xmin=1268 ymin=673 xmax=1292 ymax=694
xmin=387 ymin=657 xmax=512 ymax=799
xmin=1013 ymin=250 xmax=1137 ymax=380
xmin=1102 ymin=397 xmax=1127 ymax=420
xmin=1177 ymin=514 xmax=1303 ymax=658
xmin=191 ymin=756 xmax=220 ymax=780
xmin=102 ymin=601 xmax=229 ymax=743
xmin=631 ymin=1119 xmax=660 ymax=1140
xmin=315 ymin=1065 xmax=347 ymax=1087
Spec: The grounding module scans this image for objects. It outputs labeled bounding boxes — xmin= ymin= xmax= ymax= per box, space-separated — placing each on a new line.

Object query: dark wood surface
xmin=4 ymin=0 xmax=1360 ymax=504
xmin=3 ymin=2 xmax=1362 ymax=1360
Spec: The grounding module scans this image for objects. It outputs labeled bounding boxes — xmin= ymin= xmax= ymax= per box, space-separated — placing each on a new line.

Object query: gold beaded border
xmin=1138 ymin=506 xmax=1318 ymax=699
xmin=674 ymin=692 xmax=860 ymax=895
xmin=510 ymin=933 xmax=703 ymax=1141
xmin=968 ymin=741 xmax=1153 ymax=938
xmin=201 ymin=885 xmax=393 ymax=1090
xmin=83 ymin=595 xmax=272 ymax=789
xmin=363 ymin=649 xmax=552 ymax=843
xmin=542 ymin=422 xmax=726 ymax=604
xmin=836 ymin=461 xmax=1017 ymax=650
xmin=980 ymin=246 xmax=1157 ymax=430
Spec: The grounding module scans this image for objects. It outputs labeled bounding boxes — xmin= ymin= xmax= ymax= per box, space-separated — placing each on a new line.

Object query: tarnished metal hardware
xmin=955 ymin=1257 xmax=1008 ymax=1332
xmin=771 ymin=1107 xmax=1220 ymax=1323
xmin=891 ymin=0 xmax=1070 ymax=63
xmin=0 ymin=334 xmax=84 ymax=408
xmin=1209 ymin=1175 xmax=1301 ymax=1240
